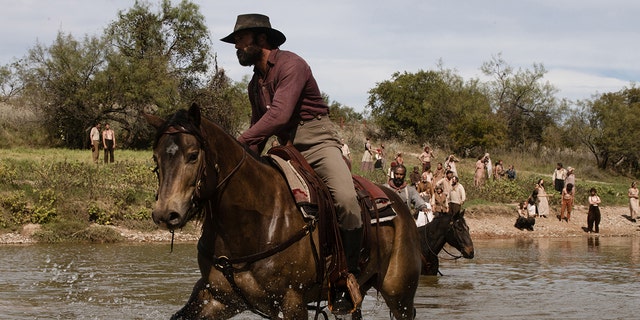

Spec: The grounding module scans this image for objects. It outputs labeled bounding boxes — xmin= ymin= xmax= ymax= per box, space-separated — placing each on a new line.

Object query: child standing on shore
xmin=587 ymin=188 xmax=601 ymax=233
xmin=560 ymin=183 xmax=574 ymax=222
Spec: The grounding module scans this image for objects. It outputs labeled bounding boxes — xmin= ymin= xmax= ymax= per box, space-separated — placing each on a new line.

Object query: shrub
xmin=88 ymin=202 xmax=112 ymax=225
xmin=0 ymin=191 xmax=31 ymax=227
xmin=32 ymin=219 xmax=88 ymax=243
xmin=72 ymin=225 xmax=124 ymax=243
xmin=30 ymin=188 xmax=57 ymax=224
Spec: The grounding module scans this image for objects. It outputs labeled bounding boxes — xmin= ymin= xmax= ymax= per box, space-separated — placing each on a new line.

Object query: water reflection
xmin=0 ymin=238 xmax=638 ymax=319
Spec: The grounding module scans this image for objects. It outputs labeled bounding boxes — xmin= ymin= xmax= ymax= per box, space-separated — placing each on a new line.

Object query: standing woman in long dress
xmin=536 ymin=179 xmax=550 ymax=218
xmin=484 ymin=153 xmax=493 ymax=180
xmin=361 ymin=137 xmax=374 ymax=172
xmin=628 ymin=181 xmax=638 ymax=223
xmin=474 ymin=156 xmax=485 ymax=187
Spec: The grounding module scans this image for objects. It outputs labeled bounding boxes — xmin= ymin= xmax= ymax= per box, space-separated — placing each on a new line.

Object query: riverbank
xmin=2 ymin=205 xmax=639 ymax=244
xmin=465 ymin=204 xmax=640 ymax=238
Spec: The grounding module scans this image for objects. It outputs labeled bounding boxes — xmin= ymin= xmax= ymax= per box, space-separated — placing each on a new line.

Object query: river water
xmin=1 ymin=237 xmax=638 ymax=319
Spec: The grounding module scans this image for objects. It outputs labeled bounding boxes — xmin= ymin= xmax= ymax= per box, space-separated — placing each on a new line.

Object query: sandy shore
xmin=465 ymin=204 xmax=640 ymax=238
xmin=2 ymin=205 xmax=639 ymax=244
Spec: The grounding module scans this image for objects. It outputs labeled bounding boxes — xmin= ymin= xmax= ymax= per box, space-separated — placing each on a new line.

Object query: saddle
xmin=267 ymin=145 xmax=397 ymax=308
xmin=268 ymin=147 xmax=397 ymax=225
xmin=267 ymin=146 xmax=345 ymax=282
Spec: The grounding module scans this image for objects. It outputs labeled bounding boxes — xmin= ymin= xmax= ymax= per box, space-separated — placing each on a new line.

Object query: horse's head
xmin=446 ymin=209 xmax=475 ymax=259
xmin=145 ymin=104 xmax=215 ymax=230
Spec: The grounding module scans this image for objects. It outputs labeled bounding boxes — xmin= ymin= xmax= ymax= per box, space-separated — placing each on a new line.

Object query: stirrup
xmin=328 ymin=273 xmax=362 ymax=315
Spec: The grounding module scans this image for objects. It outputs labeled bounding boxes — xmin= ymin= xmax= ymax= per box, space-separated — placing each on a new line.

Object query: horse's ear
xmin=188 ymin=103 xmax=201 ymax=127
xmin=457 ymin=209 xmax=466 ymax=219
xmin=143 ymin=113 xmax=165 ymax=130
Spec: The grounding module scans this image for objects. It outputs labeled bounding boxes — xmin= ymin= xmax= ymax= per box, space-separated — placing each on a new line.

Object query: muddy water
xmin=1 ymin=237 xmax=638 ymax=319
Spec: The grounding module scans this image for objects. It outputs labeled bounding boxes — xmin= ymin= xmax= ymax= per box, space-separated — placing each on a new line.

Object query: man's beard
xmin=392 ymin=178 xmax=405 ymax=187
xmin=237 ymin=44 xmax=263 ymax=66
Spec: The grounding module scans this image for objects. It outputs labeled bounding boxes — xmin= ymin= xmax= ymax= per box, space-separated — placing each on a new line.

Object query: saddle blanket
xmin=269 ymin=154 xmax=316 ymax=219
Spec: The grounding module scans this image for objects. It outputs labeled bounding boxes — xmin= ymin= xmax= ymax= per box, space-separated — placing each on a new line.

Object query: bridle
xmin=423 ymin=217 xmax=464 ymax=261
xmin=154 ymin=125 xmax=248 ymax=209
xmin=153 ymin=125 xmax=248 ymax=250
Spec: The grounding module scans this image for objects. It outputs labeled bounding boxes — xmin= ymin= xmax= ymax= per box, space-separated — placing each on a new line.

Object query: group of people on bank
xmin=356 ymin=141 xmax=639 ymax=235
xmin=89 ymin=122 xmax=116 ymax=164
xmin=517 ymin=162 xmax=639 ymax=234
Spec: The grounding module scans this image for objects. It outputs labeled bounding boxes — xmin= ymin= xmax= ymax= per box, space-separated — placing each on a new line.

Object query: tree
xmin=20 ymin=33 xmax=109 ymax=147
xmin=366 ymin=67 xmax=504 ymax=153
xmin=325 ymin=93 xmax=363 ymax=126
xmin=367 ymin=70 xmax=455 ymax=144
xmin=0 ymin=61 xmax=25 ymax=102
xmin=481 ymin=54 xmax=559 ymax=148
xmin=14 ymin=0 xmax=219 ymax=148
xmin=104 ymin=0 xmax=213 ymax=147
xmin=567 ymin=86 xmax=640 ymax=173
xmin=446 ymin=79 xmax=507 ymax=156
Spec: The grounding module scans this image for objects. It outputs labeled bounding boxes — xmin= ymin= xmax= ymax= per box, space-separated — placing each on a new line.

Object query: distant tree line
xmin=365 ymin=56 xmax=638 ymax=175
xmin=0 ymin=0 xmax=249 ymax=149
xmin=0 ymin=0 xmax=637 ymax=174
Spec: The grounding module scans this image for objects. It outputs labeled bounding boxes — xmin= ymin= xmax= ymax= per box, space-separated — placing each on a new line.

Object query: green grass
xmin=1 ymin=115 xmax=634 ymax=242
xmin=1 ymin=147 xmax=158 ymax=242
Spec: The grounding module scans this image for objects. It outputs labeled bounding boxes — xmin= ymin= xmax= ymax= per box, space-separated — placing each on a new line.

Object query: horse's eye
xmin=187 ymin=151 xmax=199 ymax=163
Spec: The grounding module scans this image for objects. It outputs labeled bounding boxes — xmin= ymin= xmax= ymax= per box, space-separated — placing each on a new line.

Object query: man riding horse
xmin=221 ymin=13 xmax=362 ymax=314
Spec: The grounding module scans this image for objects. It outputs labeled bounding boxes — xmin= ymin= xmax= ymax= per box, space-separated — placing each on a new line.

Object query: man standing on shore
xmin=90 ymin=122 xmax=101 ymax=164
xmin=102 ymin=123 xmax=116 ymax=163
xmin=552 ymin=162 xmax=567 ymax=193
xmin=448 ymin=176 xmax=466 ymax=215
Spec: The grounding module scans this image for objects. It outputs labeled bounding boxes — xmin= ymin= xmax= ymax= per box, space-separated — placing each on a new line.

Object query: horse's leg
xmin=171 ymin=278 xmax=239 ymax=320
xmin=380 ymin=274 xmax=418 ymax=320
xmin=280 ymin=289 xmax=309 ymax=320
xmin=380 ymin=238 xmax=420 ymax=319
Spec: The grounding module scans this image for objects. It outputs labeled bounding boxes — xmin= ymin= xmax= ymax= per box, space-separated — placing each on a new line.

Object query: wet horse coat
xmin=145 ymin=104 xmax=422 ymax=320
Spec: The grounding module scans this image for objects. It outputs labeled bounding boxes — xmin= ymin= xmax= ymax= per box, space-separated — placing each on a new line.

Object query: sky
xmin=1 ymin=0 xmax=639 ymax=112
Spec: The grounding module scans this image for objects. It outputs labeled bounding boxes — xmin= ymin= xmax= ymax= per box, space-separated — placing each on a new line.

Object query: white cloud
xmin=1 ymin=0 xmax=639 ymax=111
xmin=546 ymin=69 xmax=631 ymax=101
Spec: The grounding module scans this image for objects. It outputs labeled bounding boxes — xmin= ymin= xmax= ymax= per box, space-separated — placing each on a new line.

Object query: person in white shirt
xmin=89 ymin=122 xmax=101 ymax=164
xmin=448 ymin=176 xmax=466 ymax=215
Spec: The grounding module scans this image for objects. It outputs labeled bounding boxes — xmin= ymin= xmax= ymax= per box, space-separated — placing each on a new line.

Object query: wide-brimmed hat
xmin=220 ymin=14 xmax=286 ymax=46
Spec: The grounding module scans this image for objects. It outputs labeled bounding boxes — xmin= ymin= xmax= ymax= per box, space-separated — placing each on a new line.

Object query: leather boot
xmin=342 ymin=227 xmax=363 ymax=275
xmin=331 ymin=227 xmax=363 ymax=314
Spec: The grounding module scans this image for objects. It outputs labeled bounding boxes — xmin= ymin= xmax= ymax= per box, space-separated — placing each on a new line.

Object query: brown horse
xmin=145 ymin=104 xmax=422 ymax=320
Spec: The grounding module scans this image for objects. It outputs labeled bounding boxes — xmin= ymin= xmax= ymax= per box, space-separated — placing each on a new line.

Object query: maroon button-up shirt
xmin=238 ymin=49 xmax=329 ymax=151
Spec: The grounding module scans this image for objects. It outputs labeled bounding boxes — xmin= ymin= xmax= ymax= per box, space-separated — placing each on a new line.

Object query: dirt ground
xmin=2 ymin=205 xmax=639 ymax=244
xmin=465 ymin=204 xmax=640 ymax=239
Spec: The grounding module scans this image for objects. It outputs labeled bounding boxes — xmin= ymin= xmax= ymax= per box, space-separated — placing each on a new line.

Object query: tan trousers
xmin=290 ymin=117 xmax=362 ymax=230
xmin=92 ymin=140 xmax=100 ymax=163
